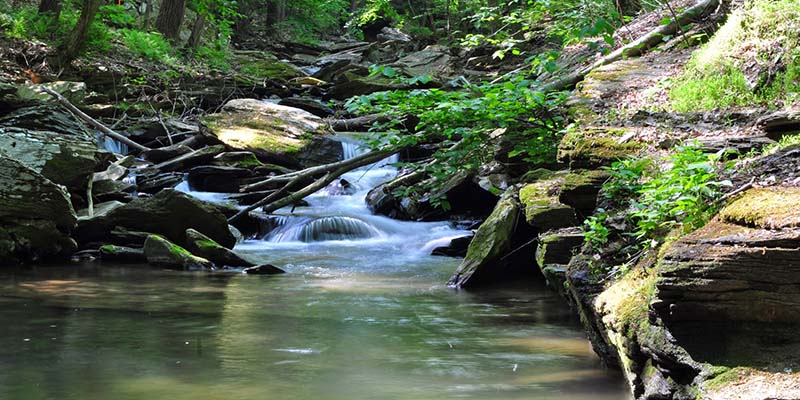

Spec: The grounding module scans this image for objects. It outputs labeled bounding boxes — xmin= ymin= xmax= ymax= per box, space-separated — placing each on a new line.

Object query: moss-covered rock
xmin=519 ymin=176 xmax=578 ymax=231
xmin=559 ymin=169 xmax=609 ymax=216
xmin=447 ymin=190 xmax=520 ymax=288
xmin=557 ymin=127 xmax=639 ymax=169
xmin=143 ymin=234 xmax=213 ymax=270
xmin=719 ymin=186 xmax=800 ymax=229
xmin=212 ymin=151 xmax=263 ymax=168
xmin=201 ymin=99 xmax=341 ymax=168
xmin=185 ymin=228 xmax=255 ymax=267
xmin=99 ymin=244 xmax=146 ymax=262
xmin=76 ymin=189 xmax=236 ymax=249
xmin=234 ymin=52 xmax=305 ymax=83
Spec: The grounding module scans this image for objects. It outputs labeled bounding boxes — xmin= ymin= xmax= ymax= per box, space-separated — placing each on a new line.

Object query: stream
xmin=0 ymin=137 xmax=629 ymax=399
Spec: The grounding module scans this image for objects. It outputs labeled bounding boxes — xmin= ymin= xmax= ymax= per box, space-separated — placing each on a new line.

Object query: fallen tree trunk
xmin=326 ymin=114 xmax=389 ymax=132
xmin=240 ymin=148 xmax=395 ymax=192
xmin=542 ymin=0 xmax=721 ymax=92
xmin=229 ymin=148 xmax=396 ymax=223
xmin=39 ymin=86 xmax=151 ymax=152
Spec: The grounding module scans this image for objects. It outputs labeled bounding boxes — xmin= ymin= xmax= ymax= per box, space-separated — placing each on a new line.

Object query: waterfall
xmin=96 ymin=133 xmax=128 ymax=155
xmin=266 ymin=216 xmax=384 ymax=242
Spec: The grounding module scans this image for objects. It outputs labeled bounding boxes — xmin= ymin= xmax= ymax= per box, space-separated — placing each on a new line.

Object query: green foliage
xmin=345 ymin=75 xmax=567 ymax=204
xmin=585 ymin=144 xmax=732 ymax=259
xmin=273 ymin=0 xmax=349 ymax=43
xmin=195 ymin=46 xmax=231 ymax=70
xmin=668 ymin=0 xmax=800 ymax=111
xmin=99 ymin=4 xmax=136 ymax=28
xmin=119 ymin=29 xmax=177 ymax=65
xmin=346 ymin=0 xmax=400 ymax=33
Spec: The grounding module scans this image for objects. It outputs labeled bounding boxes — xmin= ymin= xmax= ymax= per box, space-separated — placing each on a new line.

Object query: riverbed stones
xmin=143 ymin=235 xmax=214 ymax=270
xmin=243 ymin=263 xmax=286 ymax=275
xmin=185 ymin=228 xmax=255 ymax=267
xmin=99 ymin=244 xmax=146 ymax=262
xmin=202 ymin=99 xmax=341 ymax=168
xmin=187 ymin=165 xmax=253 ymax=192
xmin=76 ymin=189 xmax=236 ymax=249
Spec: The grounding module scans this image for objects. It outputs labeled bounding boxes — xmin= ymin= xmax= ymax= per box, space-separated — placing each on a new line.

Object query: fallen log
xmin=229 ymin=148 xmax=396 ymax=223
xmin=39 ymin=86 xmax=151 ymax=152
xmin=240 ymin=148 xmax=396 ymax=193
xmin=326 ymin=114 xmax=389 ymax=132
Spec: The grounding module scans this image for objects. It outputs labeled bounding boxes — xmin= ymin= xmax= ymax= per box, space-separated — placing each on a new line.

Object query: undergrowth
xmin=669 ymin=0 xmax=800 ymax=111
xmin=584 ymin=143 xmax=733 ymax=273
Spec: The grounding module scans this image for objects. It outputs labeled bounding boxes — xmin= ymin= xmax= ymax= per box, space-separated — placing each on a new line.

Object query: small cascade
xmin=267 ymin=216 xmax=384 ymax=242
xmin=96 ymin=133 xmax=128 ymax=155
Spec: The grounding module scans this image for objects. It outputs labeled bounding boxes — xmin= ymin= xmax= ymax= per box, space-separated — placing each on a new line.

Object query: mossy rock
xmin=719 ymin=186 xmax=800 ymax=229
xmin=99 ymin=244 xmax=146 ymax=262
xmin=559 ymin=169 xmax=610 ymax=215
xmin=185 ymin=228 xmax=255 ymax=267
xmin=535 ymin=228 xmax=584 ymax=268
xmin=202 ymin=99 xmax=340 ymax=168
xmin=557 ymin=127 xmax=639 ymax=169
xmin=234 ymin=52 xmax=304 ymax=83
xmin=143 ymin=234 xmax=213 ymax=270
xmin=447 ymin=191 xmax=520 ymax=288
xmin=212 ymin=151 xmax=263 ymax=168
xmin=519 ymin=176 xmax=577 ymax=231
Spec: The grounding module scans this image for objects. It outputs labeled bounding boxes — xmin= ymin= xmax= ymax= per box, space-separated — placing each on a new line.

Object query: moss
xmin=719 ymin=187 xmax=800 ymax=229
xmin=202 ymin=114 xmax=307 ymax=154
xmin=234 ymin=52 xmax=303 ymax=81
xmin=703 ymin=367 xmax=752 ymax=390
xmin=594 ymin=261 xmax=659 ymax=340
xmin=558 ymin=127 xmax=639 ymax=168
xmin=519 ymin=168 xmax=555 ymax=183
xmin=561 ymin=169 xmax=610 ymax=192
xmin=99 ymin=244 xmax=120 ymax=254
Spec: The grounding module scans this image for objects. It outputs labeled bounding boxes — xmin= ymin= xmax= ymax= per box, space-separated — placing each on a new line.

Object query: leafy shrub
xmin=195 ymin=45 xmax=231 ymax=70
xmin=585 ymin=143 xmax=732 ymax=257
xmin=119 ymin=29 xmax=177 ymax=65
xmin=99 ymin=4 xmax=136 ymax=28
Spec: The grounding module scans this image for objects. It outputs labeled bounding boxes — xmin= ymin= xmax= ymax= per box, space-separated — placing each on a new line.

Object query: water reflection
xmin=0 ymin=262 xmax=629 ymax=400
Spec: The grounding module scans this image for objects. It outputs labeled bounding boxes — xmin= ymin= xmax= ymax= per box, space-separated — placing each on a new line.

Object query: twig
xmin=38 ymin=86 xmax=150 ymax=152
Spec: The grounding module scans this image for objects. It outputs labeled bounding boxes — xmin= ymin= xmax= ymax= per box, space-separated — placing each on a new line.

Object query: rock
xmin=233 ymin=52 xmax=305 ymax=83
xmin=536 ymin=228 xmax=585 ymax=268
xmin=557 ymin=127 xmax=640 ymax=169
xmin=376 ymin=26 xmax=412 ymax=43
xmin=140 ymin=144 xmax=194 ymax=163
xmin=187 ymin=165 xmax=253 ymax=193
xmin=143 ymin=235 xmax=213 ymax=270
xmin=325 ymin=76 xmax=402 ymax=100
xmin=213 ymin=151 xmax=263 ymax=168
xmin=0 ymin=126 xmax=105 ymax=193
xmin=431 ymin=235 xmax=473 ymax=257
xmin=16 ymin=81 xmax=87 ymax=105
xmin=76 ymin=189 xmax=236 ymax=249
xmin=185 ymin=228 xmax=255 ymax=267
xmin=91 ymin=179 xmax=135 ymax=202
xmin=718 ymin=186 xmax=800 ymax=228
xmin=202 ymin=99 xmax=341 ymax=168
xmin=391 ymin=45 xmax=452 ymax=79
xmin=278 ymin=97 xmax=336 ymax=118
xmin=447 ymin=190 xmax=528 ymax=288
xmin=324 ymin=178 xmax=355 ymax=196
xmin=135 ymin=172 xmax=184 ymax=194
xmin=77 ymin=200 xmax=125 ymax=220
xmin=559 ymin=170 xmax=609 ymax=216
xmin=99 ymin=244 xmax=146 ymax=262
xmin=0 ymin=155 xmax=78 ymax=263
xmin=0 ymin=104 xmax=88 ymax=136
xmin=519 ymin=177 xmax=578 ymax=231
xmin=243 ymin=264 xmax=286 ymax=275
xmin=109 ymin=227 xmax=151 ymax=247
xmin=366 ymin=169 xmax=498 ymax=221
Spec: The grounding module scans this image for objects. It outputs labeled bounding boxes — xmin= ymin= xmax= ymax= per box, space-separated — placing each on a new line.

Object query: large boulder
xmin=0 ymin=126 xmax=105 ymax=193
xmin=143 ymin=235 xmax=213 ymax=270
xmin=447 ymin=190 xmax=537 ymax=288
xmin=390 ymin=45 xmax=453 ymax=79
xmin=0 ymin=155 xmax=78 ymax=263
xmin=519 ymin=174 xmax=578 ymax=231
xmin=76 ymin=189 xmax=236 ymax=248
xmin=201 ymin=99 xmax=341 ymax=168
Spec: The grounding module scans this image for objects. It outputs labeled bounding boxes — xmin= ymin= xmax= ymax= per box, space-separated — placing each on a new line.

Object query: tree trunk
xmin=142 ymin=0 xmax=152 ymax=29
xmin=155 ymin=0 xmax=187 ymax=41
xmin=186 ymin=13 xmax=205 ymax=50
xmin=58 ymin=0 xmax=102 ymax=64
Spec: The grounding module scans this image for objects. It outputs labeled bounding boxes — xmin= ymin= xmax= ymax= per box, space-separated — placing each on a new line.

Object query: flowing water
xmin=0 ymin=138 xmax=629 ymax=399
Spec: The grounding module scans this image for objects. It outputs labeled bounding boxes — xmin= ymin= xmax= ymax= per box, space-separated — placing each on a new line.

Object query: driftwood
xmin=39 ymin=86 xmax=151 ymax=152
xmin=240 ymin=148 xmax=395 ymax=192
xmin=326 ymin=114 xmax=389 ymax=132
xmin=542 ymin=0 xmax=721 ymax=92
xmin=228 ymin=148 xmax=396 ymax=223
